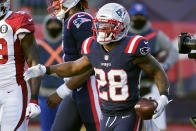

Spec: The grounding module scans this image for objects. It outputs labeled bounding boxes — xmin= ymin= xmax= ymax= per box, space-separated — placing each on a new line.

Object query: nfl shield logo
xmin=104 ymin=55 xmax=109 ymax=61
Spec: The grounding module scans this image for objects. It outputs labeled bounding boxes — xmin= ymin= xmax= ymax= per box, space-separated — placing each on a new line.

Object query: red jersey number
xmin=0 ymin=38 xmax=8 ymax=64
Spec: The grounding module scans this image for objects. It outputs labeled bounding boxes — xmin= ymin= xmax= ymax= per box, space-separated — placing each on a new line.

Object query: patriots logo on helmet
xmin=73 ymin=17 xmax=91 ymax=28
xmin=116 ymin=8 xmax=126 ymax=18
xmin=140 ymin=47 xmax=150 ymax=55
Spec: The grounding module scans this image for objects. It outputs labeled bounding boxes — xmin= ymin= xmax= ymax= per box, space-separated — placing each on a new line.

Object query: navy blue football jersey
xmin=82 ymin=35 xmax=150 ymax=116
xmin=62 ymin=11 xmax=93 ymax=62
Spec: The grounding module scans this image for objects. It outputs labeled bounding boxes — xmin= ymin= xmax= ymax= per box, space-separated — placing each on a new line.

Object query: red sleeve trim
xmin=125 ymin=35 xmax=144 ymax=54
xmin=30 ymin=99 xmax=38 ymax=105
xmin=82 ymin=36 xmax=94 ymax=55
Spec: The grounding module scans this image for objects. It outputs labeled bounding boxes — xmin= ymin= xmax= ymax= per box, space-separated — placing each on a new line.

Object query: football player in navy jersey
xmin=24 ymin=3 xmax=170 ymax=131
xmin=43 ymin=0 xmax=101 ymax=131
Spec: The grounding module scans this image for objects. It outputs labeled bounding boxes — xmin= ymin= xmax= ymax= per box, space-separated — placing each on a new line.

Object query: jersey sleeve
xmin=81 ymin=36 xmax=94 ymax=55
xmin=16 ymin=12 xmax=35 ymax=34
xmin=125 ymin=35 xmax=150 ymax=56
xmin=68 ymin=13 xmax=93 ymax=52
xmin=12 ymin=12 xmax=35 ymax=40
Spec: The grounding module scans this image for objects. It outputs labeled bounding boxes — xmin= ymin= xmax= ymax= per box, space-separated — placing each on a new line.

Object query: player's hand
xmin=47 ymin=92 xmax=62 ymax=108
xmin=152 ymin=95 xmax=169 ymax=119
xmin=26 ymin=100 xmax=41 ymax=120
xmin=24 ymin=64 xmax=46 ymax=81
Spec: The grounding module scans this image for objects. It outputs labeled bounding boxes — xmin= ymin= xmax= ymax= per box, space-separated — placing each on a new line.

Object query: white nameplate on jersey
xmin=104 ymin=55 xmax=109 ymax=61
xmin=0 ymin=25 xmax=8 ymax=34
xmin=73 ymin=18 xmax=91 ymax=29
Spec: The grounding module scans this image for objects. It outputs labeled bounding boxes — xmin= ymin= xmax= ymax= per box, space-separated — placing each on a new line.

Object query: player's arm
xmin=133 ymin=54 xmax=169 ymax=95
xmin=21 ymin=32 xmax=42 ymax=119
xmin=24 ymin=55 xmax=92 ymax=80
xmin=133 ymin=54 xmax=170 ymax=119
xmin=47 ymin=68 xmax=93 ymax=108
xmin=21 ymin=33 xmax=41 ymax=100
xmin=48 ymin=55 xmax=92 ymax=77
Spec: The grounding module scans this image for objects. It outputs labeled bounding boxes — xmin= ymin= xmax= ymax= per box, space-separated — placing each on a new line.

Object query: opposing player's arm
xmin=48 ymin=55 xmax=92 ymax=78
xmin=133 ymin=54 xmax=169 ymax=96
xmin=21 ymin=33 xmax=41 ymax=100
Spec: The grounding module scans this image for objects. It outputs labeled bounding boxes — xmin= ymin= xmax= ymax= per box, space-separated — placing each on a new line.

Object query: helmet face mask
xmin=92 ymin=3 xmax=130 ymax=45
xmin=92 ymin=18 xmax=124 ymax=45
xmin=0 ymin=0 xmax=10 ymax=18
xmin=47 ymin=0 xmax=80 ymax=20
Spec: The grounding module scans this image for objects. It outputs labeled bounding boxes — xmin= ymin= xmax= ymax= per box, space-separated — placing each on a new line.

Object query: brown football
xmin=134 ymin=98 xmax=158 ymax=120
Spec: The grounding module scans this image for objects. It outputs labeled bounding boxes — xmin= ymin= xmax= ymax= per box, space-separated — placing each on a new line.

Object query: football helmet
xmin=0 ymin=0 xmax=10 ymax=18
xmin=47 ymin=0 xmax=80 ymax=20
xmin=92 ymin=3 xmax=130 ymax=45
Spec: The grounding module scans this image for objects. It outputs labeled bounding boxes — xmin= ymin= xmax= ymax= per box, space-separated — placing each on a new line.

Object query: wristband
xmin=56 ymin=84 xmax=72 ymax=99
xmin=46 ymin=66 xmax=51 ymax=75
xmin=30 ymin=99 xmax=39 ymax=105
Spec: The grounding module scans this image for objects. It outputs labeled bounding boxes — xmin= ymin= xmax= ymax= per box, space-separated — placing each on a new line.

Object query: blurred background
xmin=11 ymin=0 xmax=196 ymax=131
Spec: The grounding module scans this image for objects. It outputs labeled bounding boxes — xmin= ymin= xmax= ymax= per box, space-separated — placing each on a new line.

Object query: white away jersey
xmin=0 ymin=11 xmax=35 ymax=88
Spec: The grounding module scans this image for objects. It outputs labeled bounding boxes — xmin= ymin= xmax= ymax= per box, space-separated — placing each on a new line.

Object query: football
xmin=134 ymin=98 xmax=158 ymax=120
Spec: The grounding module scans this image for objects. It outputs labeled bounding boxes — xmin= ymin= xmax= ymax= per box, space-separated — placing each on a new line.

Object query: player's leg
xmin=0 ymin=104 xmax=3 ymax=130
xmin=99 ymin=114 xmax=112 ymax=131
xmin=1 ymin=82 xmax=28 ymax=131
xmin=74 ymin=76 xmax=101 ymax=131
xmin=142 ymin=120 xmax=160 ymax=131
xmin=39 ymin=96 xmax=59 ymax=131
xmin=114 ymin=114 xmax=142 ymax=131
xmin=153 ymin=111 xmax=166 ymax=131
xmin=100 ymin=112 xmax=142 ymax=131
xmin=51 ymin=92 xmax=82 ymax=131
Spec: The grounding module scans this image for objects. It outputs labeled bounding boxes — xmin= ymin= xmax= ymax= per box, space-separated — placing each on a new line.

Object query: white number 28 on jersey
xmin=94 ymin=68 xmax=129 ymax=101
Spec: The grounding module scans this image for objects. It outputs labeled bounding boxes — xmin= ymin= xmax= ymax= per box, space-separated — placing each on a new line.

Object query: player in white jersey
xmin=0 ymin=0 xmax=41 ymax=131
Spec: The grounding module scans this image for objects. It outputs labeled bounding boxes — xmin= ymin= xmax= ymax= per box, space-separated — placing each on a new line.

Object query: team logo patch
xmin=140 ymin=47 xmax=150 ymax=55
xmin=0 ymin=25 xmax=8 ymax=34
xmin=73 ymin=18 xmax=91 ymax=28
xmin=104 ymin=55 xmax=109 ymax=61
xmin=116 ymin=8 xmax=126 ymax=18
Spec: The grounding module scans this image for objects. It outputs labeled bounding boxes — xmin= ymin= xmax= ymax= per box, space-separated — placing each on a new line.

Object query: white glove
xmin=26 ymin=100 xmax=41 ymax=119
xmin=152 ymin=95 xmax=169 ymax=119
xmin=24 ymin=64 xmax=46 ymax=81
